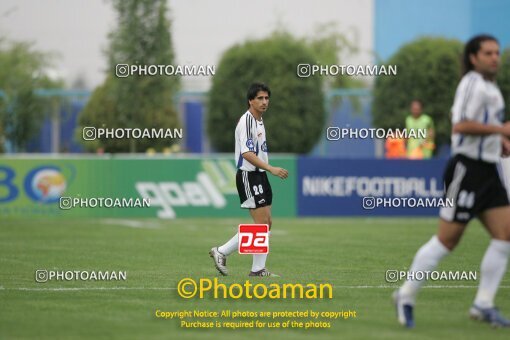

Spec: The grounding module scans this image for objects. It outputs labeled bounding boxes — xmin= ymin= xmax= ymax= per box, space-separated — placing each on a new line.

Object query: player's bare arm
xmin=452 ymin=120 xmax=510 ymax=136
xmin=242 ymin=151 xmax=288 ymax=179
xmin=502 ymin=136 xmax=510 ymax=157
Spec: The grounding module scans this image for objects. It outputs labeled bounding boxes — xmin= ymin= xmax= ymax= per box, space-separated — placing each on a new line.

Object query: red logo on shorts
xmin=238 ymin=224 xmax=269 ymax=254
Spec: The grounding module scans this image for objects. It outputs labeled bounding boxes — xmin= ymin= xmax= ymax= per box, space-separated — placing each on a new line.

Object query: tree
xmin=207 ymin=32 xmax=324 ymax=153
xmin=372 ymin=37 xmax=463 ymax=148
xmin=78 ymin=0 xmax=180 ymax=153
xmin=499 ymin=48 xmax=510 ymax=120
xmin=0 ymin=40 xmax=61 ymax=152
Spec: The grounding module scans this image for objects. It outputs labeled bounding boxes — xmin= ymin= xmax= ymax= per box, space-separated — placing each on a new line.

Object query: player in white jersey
xmin=209 ymin=82 xmax=288 ymax=277
xmin=394 ymin=35 xmax=510 ymax=328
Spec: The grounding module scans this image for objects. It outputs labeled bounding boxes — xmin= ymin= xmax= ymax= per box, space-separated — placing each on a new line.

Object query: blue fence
xmin=7 ymin=89 xmax=378 ymax=157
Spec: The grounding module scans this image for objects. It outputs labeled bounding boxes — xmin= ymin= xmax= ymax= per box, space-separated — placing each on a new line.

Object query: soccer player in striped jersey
xmin=394 ymin=34 xmax=510 ymax=328
xmin=209 ymin=82 xmax=288 ymax=277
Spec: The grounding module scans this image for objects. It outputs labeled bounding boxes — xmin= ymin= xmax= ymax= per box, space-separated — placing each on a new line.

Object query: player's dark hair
xmin=463 ymin=34 xmax=499 ymax=74
xmin=247 ymin=82 xmax=271 ymax=107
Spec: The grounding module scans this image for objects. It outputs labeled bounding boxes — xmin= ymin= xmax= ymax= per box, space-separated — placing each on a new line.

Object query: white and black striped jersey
xmin=451 ymin=70 xmax=505 ymax=163
xmin=235 ymin=110 xmax=268 ymax=172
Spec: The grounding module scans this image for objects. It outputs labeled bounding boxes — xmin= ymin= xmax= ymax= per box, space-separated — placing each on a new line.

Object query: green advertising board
xmin=0 ymin=156 xmax=296 ymax=218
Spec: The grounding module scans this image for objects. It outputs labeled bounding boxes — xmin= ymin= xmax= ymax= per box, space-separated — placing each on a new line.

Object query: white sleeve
xmin=452 ymin=78 xmax=485 ymax=124
xmin=239 ymin=114 xmax=256 ymax=154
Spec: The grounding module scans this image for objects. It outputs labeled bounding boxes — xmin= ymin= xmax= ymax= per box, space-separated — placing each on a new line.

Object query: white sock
xmin=251 ymin=254 xmax=268 ymax=272
xmin=474 ymin=239 xmax=510 ymax=308
xmin=399 ymin=235 xmax=450 ymax=305
xmin=218 ymin=232 xmax=238 ymax=256
xmin=251 ymin=231 xmax=270 ymax=272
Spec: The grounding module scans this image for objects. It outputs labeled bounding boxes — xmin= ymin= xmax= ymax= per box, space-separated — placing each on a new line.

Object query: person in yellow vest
xmin=405 ymin=100 xmax=435 ymax=159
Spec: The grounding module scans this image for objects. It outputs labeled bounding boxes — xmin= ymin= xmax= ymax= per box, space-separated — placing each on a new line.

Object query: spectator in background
xmin=385 ymin=129 xmax=406 ymax=158
xmin=405 ymin=100 xmax=435 ymax=159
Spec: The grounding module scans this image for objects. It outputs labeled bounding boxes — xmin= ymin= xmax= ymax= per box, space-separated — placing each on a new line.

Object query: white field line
xmin=100 ymin=218 xmax=161 ymax=229
xmin=2 ymin=285 xmax=510 ymax=291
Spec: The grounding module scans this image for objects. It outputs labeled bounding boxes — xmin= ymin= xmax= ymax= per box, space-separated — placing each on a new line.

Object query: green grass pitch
xmin=1 ymin=217 xmax=509 ymax=339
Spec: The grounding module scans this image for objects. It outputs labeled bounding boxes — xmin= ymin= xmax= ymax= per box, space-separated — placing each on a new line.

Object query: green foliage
xmin=499 ymin=48 xmax=510 ymax=120
xmin=76 ymin=77 xmax=117 ymax=152
xmin=79 ymin=0 xmax=180 ymax=153
xmin=373 ymin=37 xmax=464 ymax=147
xmin=207 ymin=32 xmax=324 ymax=153
xmin=0 ymin=40 xmax=61 ymax=152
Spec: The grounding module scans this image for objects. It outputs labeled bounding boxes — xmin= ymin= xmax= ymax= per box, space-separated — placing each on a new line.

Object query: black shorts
xmin=439 ymin=154 xmax=509 ymax=223
xmin=236 ymin=170 xmax=273 ymax=209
